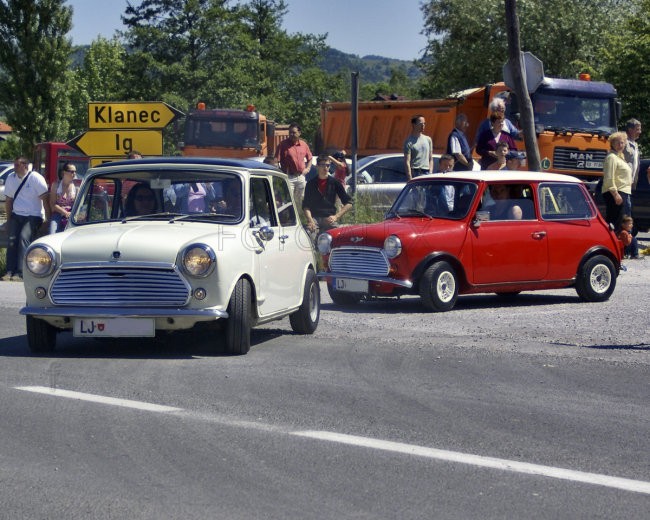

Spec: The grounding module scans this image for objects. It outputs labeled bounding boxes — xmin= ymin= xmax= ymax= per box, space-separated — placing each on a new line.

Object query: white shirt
xmin=5 ymin=171 xmax=48 ymax=217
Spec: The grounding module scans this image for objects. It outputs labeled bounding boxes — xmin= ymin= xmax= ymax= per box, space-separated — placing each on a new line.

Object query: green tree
xmin=0 ymin=0 xmax=73 ymax=153
xmin=67 ymin=37 xmax=128 ymax=137
xmin=603 ymin=0 xmax=650 ymax=152
xmin=119 ymin=0 xmax=336 ymax=144
xmin=419 ymin=0 xmax=632 ymax=97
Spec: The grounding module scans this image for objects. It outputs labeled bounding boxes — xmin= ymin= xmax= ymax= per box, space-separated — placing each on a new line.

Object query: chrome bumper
xmin=20 ymin=306 xmax=228 ymax=319
xmin=317 ymin=271 xmax=413 ymax=289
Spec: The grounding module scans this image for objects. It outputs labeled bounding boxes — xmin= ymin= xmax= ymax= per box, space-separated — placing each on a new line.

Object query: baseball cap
xmin=506 ymin=151 xmax=526 ymax=161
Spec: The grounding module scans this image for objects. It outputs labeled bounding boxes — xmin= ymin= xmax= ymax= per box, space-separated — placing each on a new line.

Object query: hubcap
xmin=437 ymin=271 xmax=456 ymax=303
xmin=590 ymin=264 xmax=611 ymax=294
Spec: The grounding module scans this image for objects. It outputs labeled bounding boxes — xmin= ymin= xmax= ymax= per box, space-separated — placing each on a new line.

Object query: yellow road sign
xmin=88 ymin=102 xmax=183 ymax=130
xmin=68 ymin=130 xmax=163 ymax=157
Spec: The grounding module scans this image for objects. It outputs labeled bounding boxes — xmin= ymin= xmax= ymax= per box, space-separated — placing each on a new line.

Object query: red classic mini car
xmin=317 ymin=171 xmax=623 ymax=311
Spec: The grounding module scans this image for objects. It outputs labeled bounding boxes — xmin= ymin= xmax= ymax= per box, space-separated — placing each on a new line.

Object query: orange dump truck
xmin=181 ymin=104 xmax=288 ymax=159
xmin=318 ymin=77 xmax=620 ymax=179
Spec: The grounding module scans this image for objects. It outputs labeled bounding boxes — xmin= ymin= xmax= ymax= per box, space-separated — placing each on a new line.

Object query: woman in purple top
xmin=476 ymin=114 xmax=517 ymax=170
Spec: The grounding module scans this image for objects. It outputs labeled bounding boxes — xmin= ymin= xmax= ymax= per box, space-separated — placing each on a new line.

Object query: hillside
xmin=71 ymin=45 xmax=422 ymax=84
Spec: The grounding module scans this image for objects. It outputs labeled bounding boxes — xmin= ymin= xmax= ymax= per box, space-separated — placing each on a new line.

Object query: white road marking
xmin=15 ymin=386 xmax=181 ymax=413
xmin=15 ymin=386 xmax=650 ymax=495
xmin=293 ymin=431 xmax=650 ymax=495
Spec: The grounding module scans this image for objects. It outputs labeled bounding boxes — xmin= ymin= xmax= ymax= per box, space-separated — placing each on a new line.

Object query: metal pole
xmin=351 ymin=72 xmax=359 ymax=198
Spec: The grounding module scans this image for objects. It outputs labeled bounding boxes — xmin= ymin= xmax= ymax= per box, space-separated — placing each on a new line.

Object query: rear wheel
xmin=224 ymin=278 xmax=252 ymax=355
xmin=326 ymin=282 xmax=361 ymax=306
xmin=420 ymin=261 xmax=458 ymax=312
xmin=26 ymin=316 xmax=56 ymax=354
xmin=575 ymin=255 xmax=616 ymax=302
xmin=290 ymin=270 xmax=320 ymax=334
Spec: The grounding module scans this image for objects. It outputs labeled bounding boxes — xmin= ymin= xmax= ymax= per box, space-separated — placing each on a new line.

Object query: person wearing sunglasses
xmin=124 ymin=183 xmax=158 ymax=216
xmin=48 ymin=162 xmax=78 ymax=233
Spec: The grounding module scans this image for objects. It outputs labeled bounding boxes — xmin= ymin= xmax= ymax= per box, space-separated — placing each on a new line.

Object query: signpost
xmin=87 ymin=102 xmax=183 ymax=130
xmin=69 ymin=130 xmax=163 ymax=157
xmin=68 ymin=101 xmax=183 ymax=163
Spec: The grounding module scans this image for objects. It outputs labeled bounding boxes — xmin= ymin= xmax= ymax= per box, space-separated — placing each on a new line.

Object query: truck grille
xmin=50 ymin=266 xmax=190 ymax=306
xmin=329 ymin=247 xmax=390 ymax=277
xmin=552 ymin=147 xmax=607 ymax=171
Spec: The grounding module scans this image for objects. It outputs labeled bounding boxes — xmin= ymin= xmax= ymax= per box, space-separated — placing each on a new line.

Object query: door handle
xmin=531 ymin=231 xmax=547 ymax=240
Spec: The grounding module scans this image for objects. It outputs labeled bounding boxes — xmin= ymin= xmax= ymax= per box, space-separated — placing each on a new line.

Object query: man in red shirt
xmin=275 ymin=123 xmax=312 ymax=209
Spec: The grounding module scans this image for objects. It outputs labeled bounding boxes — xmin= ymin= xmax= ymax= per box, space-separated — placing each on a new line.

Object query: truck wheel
xmin=26 ymin=316 xmax=56 ymax=354
xmin=420 ymin=261 xmax=458 ymax=312
xmin=225 ymin=278 xmax=251 ymax=355
xmin=326 ymin=282 xmax=360 ymax=306
xmin=575 ymin=255 xmax=616 ymax=302
xmin=290 ymin=270 xmax=320 ymax=334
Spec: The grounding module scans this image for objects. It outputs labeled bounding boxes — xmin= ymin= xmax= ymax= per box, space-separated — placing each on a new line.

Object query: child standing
xmin=617 ymin=215 xmax=642 ymax=259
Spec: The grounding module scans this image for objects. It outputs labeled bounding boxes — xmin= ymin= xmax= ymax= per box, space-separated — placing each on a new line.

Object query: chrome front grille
xmin=329 ymin=247 xmax=389 ymax=277
xmin=552 ymin=147 xmax=607 ymax=172
xmin=50 ymin=266 xmax=190 ymax=306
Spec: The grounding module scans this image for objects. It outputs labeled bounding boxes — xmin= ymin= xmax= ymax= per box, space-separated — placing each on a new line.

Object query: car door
xmin=470 ymin=183 xmax=549 ymax=284
xmin=356 ymin=156 xmax=408 ymax=210
xmin=249 ymin=175 xmax=305 ymax=316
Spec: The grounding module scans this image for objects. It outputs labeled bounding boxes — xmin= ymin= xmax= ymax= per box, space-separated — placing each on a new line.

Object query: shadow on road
xmin=0 ymin=325 xmax=289 ymax=359
xmin=321 ymin=292 xmax=579 ymax=314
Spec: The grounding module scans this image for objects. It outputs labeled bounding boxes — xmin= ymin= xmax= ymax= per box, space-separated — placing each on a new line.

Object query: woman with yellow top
xmin=601 ymin=131 xmax=632 ymax=230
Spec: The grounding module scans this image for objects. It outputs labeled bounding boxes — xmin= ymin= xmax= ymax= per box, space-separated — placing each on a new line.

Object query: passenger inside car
xmin=124 ymin=183 xmax=158 ymax=216
xmin=486 ymin=184 xmax=523 ymax=220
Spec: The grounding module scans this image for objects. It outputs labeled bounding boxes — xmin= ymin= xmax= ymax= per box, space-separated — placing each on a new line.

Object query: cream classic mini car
xmin=20 ymin=157 xmax=320 ymax=355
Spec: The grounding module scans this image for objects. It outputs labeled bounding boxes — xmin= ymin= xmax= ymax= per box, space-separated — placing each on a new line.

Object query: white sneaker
xmin=1 ymin=272 xmax=13 ymax=282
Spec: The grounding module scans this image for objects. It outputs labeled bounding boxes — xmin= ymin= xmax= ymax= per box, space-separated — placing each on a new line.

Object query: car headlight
xmin=384 ymin=235 xmax=402 ymax=259
xmin=25 ymin=245 xmax=56 ymax=277
xmin=181 ymin=244 xmax=216 ymax=277
xmin=317 ymin=233 xmax=332 ymax=255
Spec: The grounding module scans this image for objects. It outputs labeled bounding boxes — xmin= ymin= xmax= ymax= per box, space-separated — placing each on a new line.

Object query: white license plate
xmin=334 ymin=278 xmax=368 ymax=293
xmin=585 ymin=161 xmax=603 ymax=169
xmin=73 ymin=318 xmax=155 ymax=338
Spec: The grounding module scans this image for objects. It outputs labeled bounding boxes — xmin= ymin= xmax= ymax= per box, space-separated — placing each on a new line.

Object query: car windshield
xmin=387 ymin=180 xmax=478 ymax=220
xmin=71 ymin=169 xmax=244 ymax=225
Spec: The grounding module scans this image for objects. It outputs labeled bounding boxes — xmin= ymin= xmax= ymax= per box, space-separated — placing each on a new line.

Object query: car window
xmin=249 ymin=177 xmax=275 ymax=227
xmin=479 ymin=183 xmax=535 ymax=221
xmin=362 ymin=157 xmax=406 ymax=183
xmin=539 ymin=183 xmax=594 ymax=220
xmin=390 ymin=180 xmax=478 ymax=219
xmin=272 ymin=176 xmax=297 ymax=226
xmin=72 ymin=171 xmax=245 ymax=224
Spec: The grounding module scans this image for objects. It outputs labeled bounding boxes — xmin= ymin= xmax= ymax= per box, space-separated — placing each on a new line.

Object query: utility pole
xmin=504 ymin=0 xmax=540 ymax=171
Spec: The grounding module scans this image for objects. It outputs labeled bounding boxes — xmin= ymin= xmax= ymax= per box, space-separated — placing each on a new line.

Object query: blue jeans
xmin=6 ymin=213 xmax=43 ymax=275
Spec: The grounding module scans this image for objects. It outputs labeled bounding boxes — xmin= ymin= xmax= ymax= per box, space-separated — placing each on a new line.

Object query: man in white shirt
xmin=3 ymin=156 xmax=50 ymax=281
xmin=623 ymin=118 xmax=650 ymax=189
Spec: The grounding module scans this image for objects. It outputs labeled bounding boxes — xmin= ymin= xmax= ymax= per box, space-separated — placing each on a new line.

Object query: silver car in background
xmin=347 ymin=153 xmax=441 ymax=211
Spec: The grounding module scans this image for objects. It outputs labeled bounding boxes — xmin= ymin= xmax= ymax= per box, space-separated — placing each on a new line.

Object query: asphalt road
xmin=0 ymin=259 xmax=648 ymax=519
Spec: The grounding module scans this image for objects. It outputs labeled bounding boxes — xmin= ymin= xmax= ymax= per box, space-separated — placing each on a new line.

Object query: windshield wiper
xmin=170 ymin=212 xmax=239 ymax=222
xmin=396 ymin=209 xmax=433 ymax=219
xmin=121 ymin=212 xmax=185 ymax=223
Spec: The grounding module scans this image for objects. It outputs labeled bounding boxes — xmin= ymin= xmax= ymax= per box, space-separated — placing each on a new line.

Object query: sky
xmin=66 ymin=0 xmax=428 ymax=62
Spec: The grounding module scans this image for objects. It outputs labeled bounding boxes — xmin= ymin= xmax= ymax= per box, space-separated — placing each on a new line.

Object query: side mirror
xmin=256 ymin=225 xmax=274 ymax=241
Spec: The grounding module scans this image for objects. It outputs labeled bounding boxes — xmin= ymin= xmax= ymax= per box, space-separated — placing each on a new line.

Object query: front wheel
xmin=575 ymin=255 xmax=616 ymax=302
xmin=26 ymin=316 xmax=57 ymax=354
xmin=290 ymin=270 xmax=320 ymax=334
xmin=224 ymin=278 xmax=252 ymax=355
xmin=420 ymin=261 xmax=458 ymax=312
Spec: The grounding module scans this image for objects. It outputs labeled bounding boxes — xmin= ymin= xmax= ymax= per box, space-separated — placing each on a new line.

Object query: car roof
xmin=91 ymin=156 xmax=279 ymax=172
xmin=411 ymin=170 xmax=583 ymax=184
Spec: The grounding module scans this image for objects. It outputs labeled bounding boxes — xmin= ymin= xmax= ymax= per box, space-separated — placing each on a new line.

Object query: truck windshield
xmin=184 ymin=117 xmax=260 ymax=148
xmin=532 ymin=92 xmax=615 ymax=134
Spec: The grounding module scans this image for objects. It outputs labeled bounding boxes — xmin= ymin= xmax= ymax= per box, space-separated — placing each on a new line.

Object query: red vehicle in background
xmin=33 ymin=142 xmax=90 ymax=186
